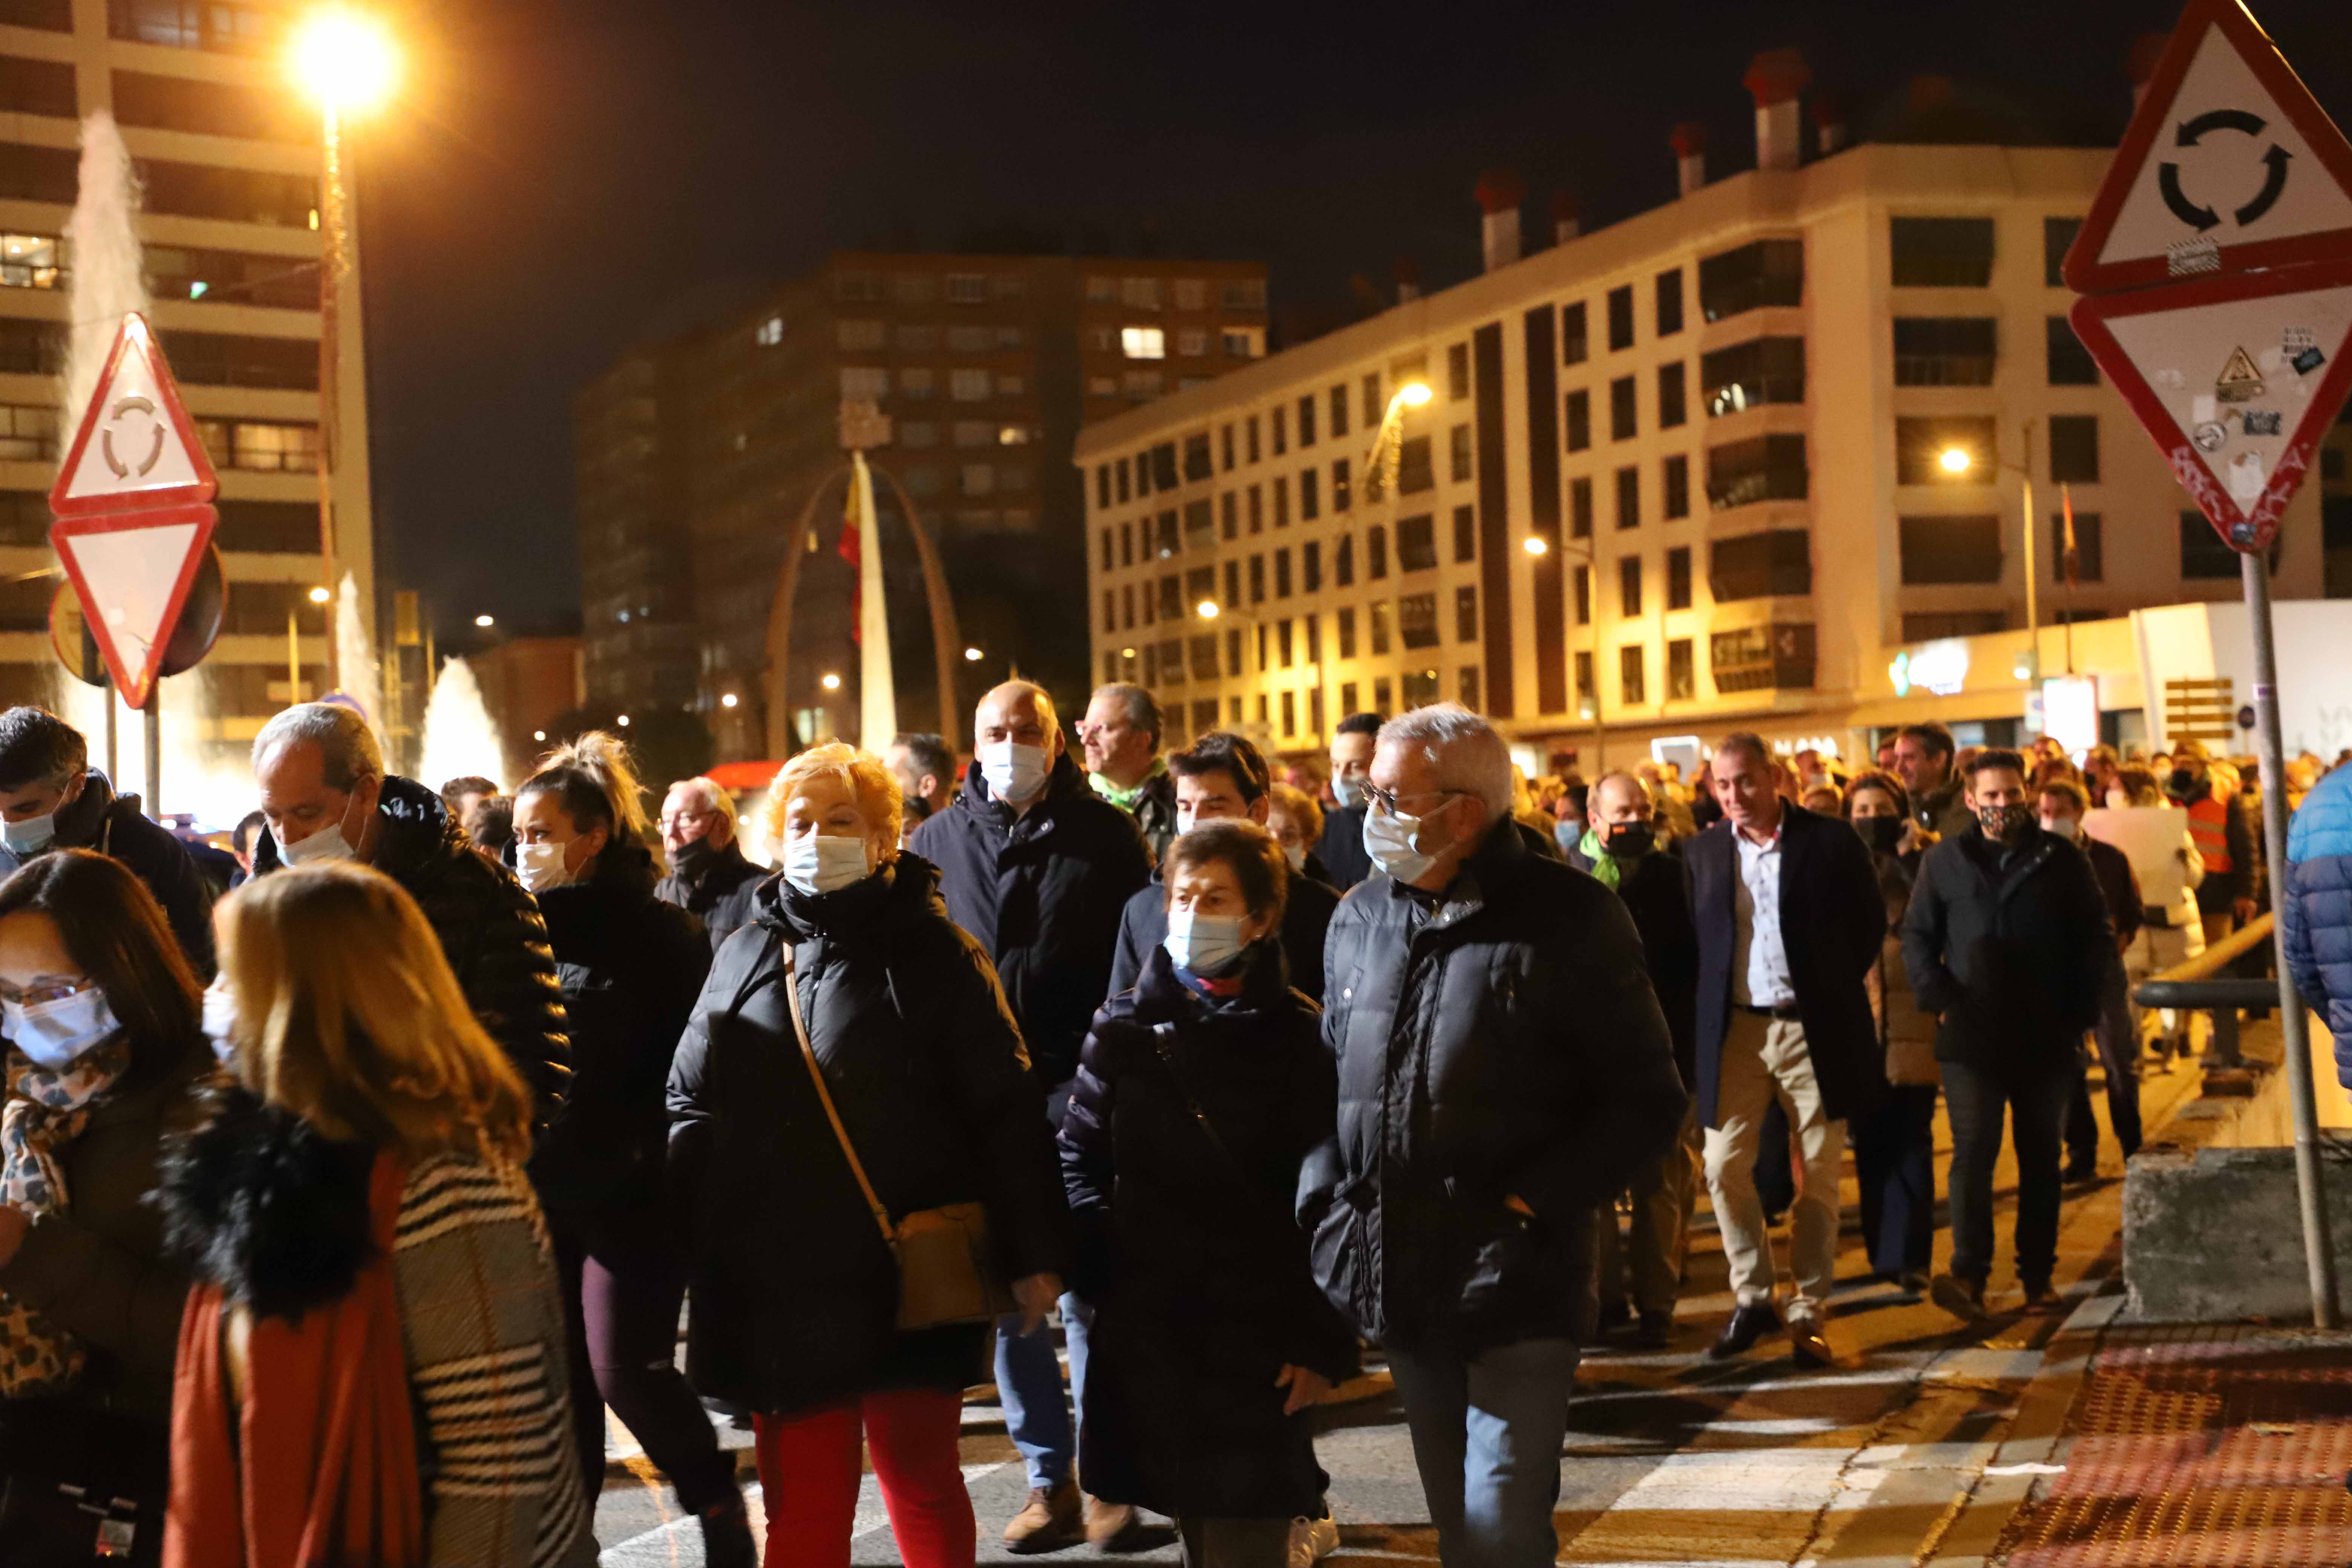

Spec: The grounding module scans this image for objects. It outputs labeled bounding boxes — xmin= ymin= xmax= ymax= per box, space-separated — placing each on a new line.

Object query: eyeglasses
xmin=0 ymin=976 xmax=97 ymax=1009
xmin=1363 ymin=783 xmax=1463 ymax=818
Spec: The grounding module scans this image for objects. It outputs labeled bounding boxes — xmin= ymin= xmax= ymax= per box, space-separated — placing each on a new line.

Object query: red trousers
xmin=753 ymin=1388 xmax=973 ymax=1568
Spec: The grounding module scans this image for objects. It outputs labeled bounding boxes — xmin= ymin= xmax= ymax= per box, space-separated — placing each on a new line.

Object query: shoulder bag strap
xmin=780 ymin=945 xmax=896 ymax=1250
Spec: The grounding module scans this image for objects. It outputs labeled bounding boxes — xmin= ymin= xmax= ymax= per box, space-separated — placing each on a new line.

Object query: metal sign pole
xmin=2242 ymin=548 xmax=2340 ymax=1328
xmin=100 ymin=670 xmax=115 ymax=784
xmin=142 ymin=686 xmax=161 ymax=823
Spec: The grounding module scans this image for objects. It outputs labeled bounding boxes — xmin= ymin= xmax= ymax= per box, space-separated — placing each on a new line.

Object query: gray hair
xmin=666 ymin=776 xmax=729 ymax=815
xmin=1090 ymin=683 xmax=1161 ymax=748
xmin=252 ymin=703 xmax=383 ymax=791
xmin=1377 ymin=703 xmax=1513 ymax=816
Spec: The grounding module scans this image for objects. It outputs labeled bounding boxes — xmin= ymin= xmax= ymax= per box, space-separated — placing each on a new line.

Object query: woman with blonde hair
xmin=159 ymin=862 xmax=593 ymax=1568
xmin=669 ymin=742 xmax=1069 ymax=1568
xmin=507 ymin=732 xmax=746 ymax=1560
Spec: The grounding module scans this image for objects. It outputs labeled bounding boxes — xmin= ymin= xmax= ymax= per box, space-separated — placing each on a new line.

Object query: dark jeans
xmin=1176 ymin=1516 xmax=1292 ymax=1568
xmin=1942 ymin=1057 xmax=2074 ymax=1289
xmin=556 ymin=1209 xmax=737 ymax=1516
xmin=2067 ymin=964 xmax=2144 ymax=1166
xmin=1852 ymin=1083 xmax=1938 ymax=1277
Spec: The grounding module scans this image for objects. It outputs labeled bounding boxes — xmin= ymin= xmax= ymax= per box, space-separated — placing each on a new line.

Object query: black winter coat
xmin=1901 ymin=823 xmax=2116 ymax=1073
xmin=2084 ymin=835 xmax=2144 ymax=946
xmin=1303 ymin=821 xmax=1685 ymax=1354
xmin=0 ymin=769 xmax=214 ymax=975
xmin=1687 ymin=807 xmax=1887 ymax=1129
xmin=665 ymin=855 xmax=1071 ymax=1417
xmin=1060 ymin=943 xmax=1356 ymax=1517
xmin=1316 ymin=802 xmax=1372 ymax=890
xmin=1106 ymin=868 xmax=1340 ymax=1006
xmin=253 ymin=774 xmax=571 ymax=1131
xmin=1127 ymin=769 xmax=1179 ymax=866
xmin=655 ymin=837 xmax=765 ymax=953
xmin=530 ymin=840 xmax=710 ymax=1216
xmin=1563 ymin=844 xmax=1699 ymax=1092
xmin=909 ymin=752 xmax=1152 ymax=1089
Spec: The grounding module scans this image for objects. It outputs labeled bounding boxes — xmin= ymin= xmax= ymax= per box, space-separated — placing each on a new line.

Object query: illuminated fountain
xmin=418 ymin=657 xmax=505 ymax=794
xmin=332 ymin=572 xmax=383 ymax=737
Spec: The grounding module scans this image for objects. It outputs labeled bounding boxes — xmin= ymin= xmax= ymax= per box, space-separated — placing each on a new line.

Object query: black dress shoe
xmin=1930 ymin=1272 xmax=1986 ymax=1321
xmin=1708 ymin=1300 xmax=1781 ymax=1360
xmin=2063 ymin=1158 xmax=2098 ymax=1184
xmin=1788 ymin=1315 xmax=1833 ymax=1368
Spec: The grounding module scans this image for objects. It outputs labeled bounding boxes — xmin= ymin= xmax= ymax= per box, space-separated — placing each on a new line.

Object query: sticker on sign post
xmin=2071 ymin=258 xmax=2352 ymax=551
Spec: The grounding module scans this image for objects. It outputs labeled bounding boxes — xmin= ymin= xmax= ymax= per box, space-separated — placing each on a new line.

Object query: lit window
xmin=754 ymin=315 xmax=783 ymax=346
xmin=0 ymin=234 xmax=61 ymax=291
xmin=1122 ymin=326 xmax=1167 ymax=360
xmin=998 ymin=425 xmax=1032 ymax=445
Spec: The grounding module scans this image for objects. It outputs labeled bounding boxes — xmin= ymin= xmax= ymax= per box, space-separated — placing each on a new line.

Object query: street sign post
xmin=46 ymin=314 xmax=221 ymax=814
xmin=2064 ymin=0 xmax=2347 ymax=1329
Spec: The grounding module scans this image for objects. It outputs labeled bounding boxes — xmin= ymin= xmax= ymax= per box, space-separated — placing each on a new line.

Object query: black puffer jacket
xmin=666 ymin=854 xmax=1071 ymax=1417
xmin=1902 ymin=822 xmax=2116 ymax=1072
xmin=655 ymin=837 xmax=765 ymax=953
xmin=908 ymin=752 xmax=1152 ymax=1090
xmin=254 ymin=774 xmax=570 ymax=1130
xmin=1106 ymin=868 xmax=1340 ymax=1007
xmin=0 ymin=769 xmax=214 ymax=975
xmin=528 ymin=840 xmax=710 ymax=1215
xmin=1303 ymin=820 xmax=1685 ymax=1353
xmin=1060 ymin=943 xmax=1356 ymax=1519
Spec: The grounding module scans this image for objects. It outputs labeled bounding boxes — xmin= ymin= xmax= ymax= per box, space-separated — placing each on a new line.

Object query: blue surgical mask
xmin=1164 ymin=907 xmax=1249 ymax=976
xmin=782 ymin=832 xmax=870 ymax=896
xmin=2 ymin=811 xmax=56 ymax=856
xmin=4 ymin=986 xmax=119 ymax=1070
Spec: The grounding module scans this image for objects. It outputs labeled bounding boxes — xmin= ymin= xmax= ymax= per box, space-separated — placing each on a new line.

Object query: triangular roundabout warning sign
xmin=49 ymin=504 xmax=218 ymax=710
xmin=2070 ymin=257 xmax=2352 ymax=551
xmin=50 ymin=313 xmax=217 ymax=518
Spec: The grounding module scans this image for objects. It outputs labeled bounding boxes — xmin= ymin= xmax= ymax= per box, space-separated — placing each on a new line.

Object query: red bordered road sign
xmin=2063 ymin=0 xmax=2352 ymax=294
xmin=48 ymin=502 xmax=218 ymax=709
xmin=49 ymin=313 xmax=217 ymax=518
xmin=2070 ymin=258 xmax=2352 ymax=551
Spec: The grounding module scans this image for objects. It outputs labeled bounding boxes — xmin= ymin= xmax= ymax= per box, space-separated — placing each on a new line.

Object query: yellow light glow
xmin=720 ymin=693 xmax=738 ymax=709
xmin=963 ymin=646 xmax=983 ymax=662
xmin=1522 ymin=537 xmax=1548 ymax=556
xmin=820 ymin=672 xmax=842 ymax=691
xmin=532 ymin=730 xmax=545 ymax=742
xmin=306 ymin=586 xmax=331 ymax=604
xmin=473 ymin=614 xmax=493 ymax=627
xmin=1938 ymin=447 xmax=1972 ymax=475
xmin=1196 ymin=599 xmax=1221 ymax=620
xmin=291 ymin=9 xmax=400 ymax=112
xmin=1399 ymin=382 xmax=1432 ymax=407
xmin=617 ymin=714 xmax=631 ymax=727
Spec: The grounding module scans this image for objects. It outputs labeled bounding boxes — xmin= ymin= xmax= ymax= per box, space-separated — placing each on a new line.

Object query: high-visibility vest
xmin=2185 ymin=793 xmax=2232 ymax=876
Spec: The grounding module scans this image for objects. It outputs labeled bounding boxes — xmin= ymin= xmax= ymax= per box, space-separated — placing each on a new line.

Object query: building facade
xmin=1075 ymin=135 xmax=2330 ymax=775
xmin=0 ymin=0 xmax=368 ymax=806
xmin=576 ymin=250 xmax=1267 ymax=760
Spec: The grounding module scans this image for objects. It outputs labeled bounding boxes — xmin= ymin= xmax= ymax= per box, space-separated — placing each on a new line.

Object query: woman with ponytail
xmin=509 ymin=732 xmax=750 ymax=1564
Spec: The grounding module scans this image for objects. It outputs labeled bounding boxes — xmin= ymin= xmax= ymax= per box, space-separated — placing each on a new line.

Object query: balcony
xmin=1710 ymin=622 xmax=1816 ymax=693
xmin=1706 ymin=434 xmax=1808 ymax=511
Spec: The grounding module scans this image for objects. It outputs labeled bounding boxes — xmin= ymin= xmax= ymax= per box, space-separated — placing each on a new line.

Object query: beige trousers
xmin=1702 ymin=1012 xmax=1846 ymax=1318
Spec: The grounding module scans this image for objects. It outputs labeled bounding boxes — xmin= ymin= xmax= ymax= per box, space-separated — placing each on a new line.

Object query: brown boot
xmin=1084 ymin=1496 xmax=1143 ymax=1549
xmin=1005 ymin=1480 xmax=1083 ymax=1554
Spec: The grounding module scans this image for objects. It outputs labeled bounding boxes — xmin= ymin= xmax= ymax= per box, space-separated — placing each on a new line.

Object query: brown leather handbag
xmin=780 ymin=948 xmax=1012 ymax=1331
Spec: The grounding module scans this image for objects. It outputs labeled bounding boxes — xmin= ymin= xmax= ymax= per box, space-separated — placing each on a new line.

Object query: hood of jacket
xmin=153 ymin=1084 xmax=377 ymax=1322
xmin=250 ymin=773 xmax=456 ymax=881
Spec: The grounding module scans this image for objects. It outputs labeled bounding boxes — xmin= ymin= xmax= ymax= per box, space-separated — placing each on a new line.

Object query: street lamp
xmin=289 ymin=6 xmax=399 ymax=688
xmin=820 ymin=672 xmax=842 ymax=691
xmin=963 ymin=646 xmax=983 ymax=662
xmin=1935 ymin=424 xmax=2044 ymax=683
xmin=1522 ymin=536 xmax=1548 ymax=557
xmin=473 ymin=613 xmax=493 ymax=628
xmin=287 ymin=585 xmax=331 ymax=704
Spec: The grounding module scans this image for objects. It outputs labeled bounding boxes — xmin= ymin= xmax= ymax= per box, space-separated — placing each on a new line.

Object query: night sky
xmin=358 ymin=0 xmax=2352 ymax=645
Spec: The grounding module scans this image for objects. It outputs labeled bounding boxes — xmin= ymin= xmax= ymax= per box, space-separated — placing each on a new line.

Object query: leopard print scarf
xmin=0 ymin=1035 xmax=131 ymax=1394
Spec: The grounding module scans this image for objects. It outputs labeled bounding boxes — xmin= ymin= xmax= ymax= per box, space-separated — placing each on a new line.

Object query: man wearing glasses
xmin=1303 ymin=704 xmax=1684 ymax=1568
xmin=655 ymin=776 xmax=763 ymax=952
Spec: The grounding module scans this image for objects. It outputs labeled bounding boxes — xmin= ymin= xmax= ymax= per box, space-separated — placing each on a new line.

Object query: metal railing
xmin=2133 ymin=912 xmax=2277 ymax=1071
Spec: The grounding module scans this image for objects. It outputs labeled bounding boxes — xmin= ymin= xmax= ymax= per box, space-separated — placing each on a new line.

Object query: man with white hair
xmin=655 ymin=775 xmax=762 ymax=950
xmin=248 ymin=702 xmax=571 ymax=1130
xmin=1304 ymin=705 xmax=1684 ymax=1568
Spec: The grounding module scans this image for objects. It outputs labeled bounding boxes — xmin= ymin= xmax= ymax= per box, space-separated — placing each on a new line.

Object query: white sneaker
xmin=1287 ymin=1512 xmax=1338 ymax=1568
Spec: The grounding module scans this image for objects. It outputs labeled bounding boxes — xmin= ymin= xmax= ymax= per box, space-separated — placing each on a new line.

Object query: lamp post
xmin=290 ymin=8 xmax=398 ymax=689
xmin=1358 ymin=380 xmax=1433 ymax=740
xmin=1937 ymin=419 xmax=2041 ymax=695
xmin=1524 ymin=534 xmax=1604 ymax=772
xmin=287 ymin=583 xmax=330 ymax=703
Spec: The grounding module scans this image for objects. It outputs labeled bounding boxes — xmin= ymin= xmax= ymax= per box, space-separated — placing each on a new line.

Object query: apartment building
xmin=576 ymin=250 xmax=1267 ymax=760
xmin=1075 ymin=72 xmax=2328 ymax=772
xmin=0 ymin=0 xmax=366 ymax=774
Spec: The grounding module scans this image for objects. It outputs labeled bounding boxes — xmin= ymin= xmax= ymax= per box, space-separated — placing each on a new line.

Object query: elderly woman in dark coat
xmin=668 ymin=743 xmax=1069 ymax=1568
xmin=1060 ymin=820 xmax=1357 ymax=1568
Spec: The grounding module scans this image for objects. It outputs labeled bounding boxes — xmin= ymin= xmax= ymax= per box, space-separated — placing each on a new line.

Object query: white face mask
xmin=1363 ymin=800 xmax=1445 ymax=885
xmin=513 ymin=839 xmax=578 ymax=893
xmin=1164 ymin=906 xmax=1250 ymax=976
xmin=782 ymin=832 xmax=870 ymax=896
xmin=1332 ymin=776 xmax=1366 ymax=811
xmin=1283 ymin=844 xmax=1307 ymax=873
xmin=276 ymin=791 xmax=362 ymax=867
xmin=2041 ymin=815 xmax=2080 ymax=841
xmin=2 ymin=811 xmax=57 ymax=856
xmin=4 ymin=986 xmax=120 ymax=1070
xmin=979 ymin=741 xmax=1050 ymax=804
xmin=201 ymin=980 xmax=239 ymax=1064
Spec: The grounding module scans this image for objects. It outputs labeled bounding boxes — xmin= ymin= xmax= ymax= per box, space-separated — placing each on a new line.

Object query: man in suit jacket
xmin=1688 ymin=732 xmax=1886 ymax=1367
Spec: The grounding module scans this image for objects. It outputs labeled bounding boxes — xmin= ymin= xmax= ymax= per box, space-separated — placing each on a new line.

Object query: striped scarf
xmin=0 ymin=1034 xmax=131 ymax=1395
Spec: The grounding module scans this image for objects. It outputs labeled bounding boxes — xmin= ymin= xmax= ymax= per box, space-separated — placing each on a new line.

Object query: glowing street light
xmin=963 ymin=646 xmax=983 ymax=662
xmin=474 ymin=614 xmax=494 ymax=628
xmin=720 ymin=692 xmax=739 ymax=709
xmin=1938 ymin=447 xmax=1973 ymax=475
xmin=1395 ymin=381 xmax=1432 ymax=409
xmin=307 ymin=585 xmax=331 ymax=604
xmin=1522 ymin=537 xmax=1549 ymax=556
xmin=1196 ymin=599 xmax=1222 ymax=620
xmin=290 ymin=9 xmax=400 ymax=112
xmin=616 ymin=714 xmax=631 ymax=727
xmin=820 ymin=672 xmax=842 ymax=691
xmin=533 ymin=730 xmax=545 ymax=742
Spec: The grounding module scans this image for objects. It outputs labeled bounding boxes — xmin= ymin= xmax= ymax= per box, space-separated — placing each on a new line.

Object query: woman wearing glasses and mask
xmin=669 ymin=742 xmax=1068 ymax=1568
xmin=1843 ymin=771 xmax=1939 ymax=1293
xmin=507 ymin=732 xmax=751 ymax=1564
xmin=0 ymin=849 xmax=208 ymax=1559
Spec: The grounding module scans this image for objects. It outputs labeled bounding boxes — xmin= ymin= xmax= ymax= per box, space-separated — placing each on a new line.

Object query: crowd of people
xmin=0 ymin=683 xmax=2341 ymax=1568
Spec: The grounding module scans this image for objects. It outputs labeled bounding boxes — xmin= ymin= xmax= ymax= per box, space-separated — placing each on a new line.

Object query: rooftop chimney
xmin=1669 ymin=122 xmax=1707 ymax=197
xmin=1810 ymin=87 xmax=1848 ymax=156
xmin=1474 ymin=168 xmax=1525 ymax=272
xmin=1551 ymin=190 xmax=1581 ymax=245
xmin=2127 ymin=32 xmax=2168 ymax=110
xmin=1395 ymin=256 xmax=1422 ymax=304
xmin=1744 ymin=48 xmax=1810 ymax=173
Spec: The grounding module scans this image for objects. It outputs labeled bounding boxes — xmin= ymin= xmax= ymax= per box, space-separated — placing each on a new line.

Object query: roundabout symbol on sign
xmin=2159 ymin=108 xmax=2292 ymax=232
